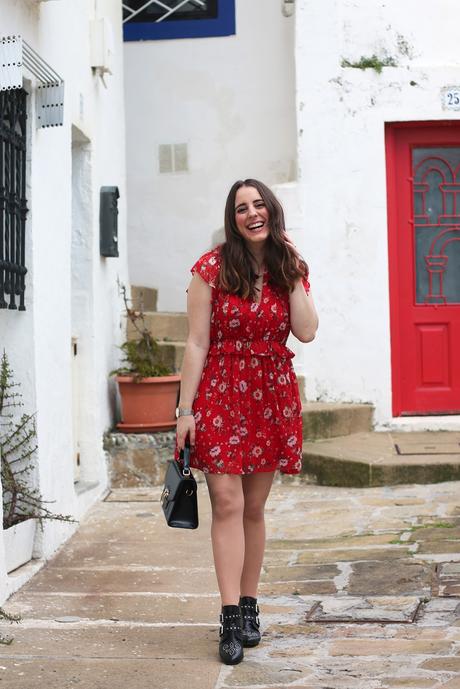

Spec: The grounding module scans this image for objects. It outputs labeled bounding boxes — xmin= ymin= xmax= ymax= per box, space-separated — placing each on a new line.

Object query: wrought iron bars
xmin=122 ymin=0 xmax=207 ymax=24
xmin=0 ymin=88 xmax=28 ymax=310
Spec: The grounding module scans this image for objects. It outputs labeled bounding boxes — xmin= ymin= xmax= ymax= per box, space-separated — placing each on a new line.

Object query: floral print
xmin=175 ymin=246 xmax=311 ymax=475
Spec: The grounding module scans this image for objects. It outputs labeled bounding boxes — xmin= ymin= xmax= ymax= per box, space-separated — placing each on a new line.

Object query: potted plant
xmin=0 ymin=352 xmax=75 ymax=573
xmin=110 ymin=285 xmax=181 ymax=432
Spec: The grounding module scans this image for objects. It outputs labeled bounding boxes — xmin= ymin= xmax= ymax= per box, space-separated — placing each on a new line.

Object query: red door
xmin=386 ymin=122 xmax=460 ymax=416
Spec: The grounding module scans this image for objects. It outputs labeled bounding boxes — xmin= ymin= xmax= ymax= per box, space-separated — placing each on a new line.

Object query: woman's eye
xmin=236 ymin=207 xmax=246 ymax=214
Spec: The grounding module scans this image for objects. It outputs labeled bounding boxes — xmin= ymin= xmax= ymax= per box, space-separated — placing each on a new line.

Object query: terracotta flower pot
xmin=116 ymin=375 xmax=181 ymax=432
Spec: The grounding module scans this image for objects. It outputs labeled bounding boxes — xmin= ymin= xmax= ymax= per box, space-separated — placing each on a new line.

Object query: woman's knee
xmin=212 ymin=492 xmax=244 ymax=520
xmin=243 ymin=498 xmax=266 ymax=522
xmin=207 ymin=476 xmax=244 ymax=521
xmin=241 ymin=472 xmax=275 ymax=522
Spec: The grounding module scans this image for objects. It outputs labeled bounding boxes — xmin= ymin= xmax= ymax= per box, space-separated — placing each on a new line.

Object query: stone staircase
xmin=106 ymin=286 xmax=460 ymax=488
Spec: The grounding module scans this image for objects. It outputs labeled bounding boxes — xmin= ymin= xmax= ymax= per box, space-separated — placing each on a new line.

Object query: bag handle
xmin=179 ymin=442 xmax=191 ymax=477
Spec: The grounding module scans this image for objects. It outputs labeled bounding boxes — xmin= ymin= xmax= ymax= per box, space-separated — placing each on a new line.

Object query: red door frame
xmin=386 ymin=120 xmax=460 ymax=416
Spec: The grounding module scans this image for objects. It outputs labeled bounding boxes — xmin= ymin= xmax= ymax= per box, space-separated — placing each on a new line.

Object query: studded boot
xmin=239 ymin=596 xmax=261 ymax=647
xmin=218 ymin=604 xmax=244 ymax=665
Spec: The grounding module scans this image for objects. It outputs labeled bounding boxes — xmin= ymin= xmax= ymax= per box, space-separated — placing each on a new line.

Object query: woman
xmin=175 ymin=179 xmax=318 ymax=665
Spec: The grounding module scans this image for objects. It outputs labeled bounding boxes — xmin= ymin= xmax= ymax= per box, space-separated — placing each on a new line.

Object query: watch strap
xmin=177 ymin=407 xmax=194 ymax=417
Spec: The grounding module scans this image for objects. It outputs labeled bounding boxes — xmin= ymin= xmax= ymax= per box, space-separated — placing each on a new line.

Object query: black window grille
xmin=0 ymin=88 xmax=28 ymax=311
xmin=123 ymin=0 xmax=218 ymax=24
xmin=123 ymin=0 xmax=234 ymax=41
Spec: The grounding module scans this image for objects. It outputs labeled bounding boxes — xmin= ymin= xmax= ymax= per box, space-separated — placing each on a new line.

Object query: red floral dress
xmin=175 ymin=246 xmax=311 ymax=475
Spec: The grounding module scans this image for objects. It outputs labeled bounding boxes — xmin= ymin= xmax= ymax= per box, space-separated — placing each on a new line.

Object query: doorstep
xmin=302 ymin=431 xmax=460 ymax=487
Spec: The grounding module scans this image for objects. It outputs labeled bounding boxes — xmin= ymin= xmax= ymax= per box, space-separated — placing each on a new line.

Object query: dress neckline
xmin=253 ymin=271 xmax=267 ymax=306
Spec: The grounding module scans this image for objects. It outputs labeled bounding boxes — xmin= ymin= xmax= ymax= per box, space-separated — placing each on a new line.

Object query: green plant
xmin=110 ymin=284 xmax=172 ymax=380
xmin=0 ymin=606 xmax=20 ymax=645
xmin=341 ymin=54 xmax=398 ymax=74
xmin=0 ymin=351 xmax=76 ymax=529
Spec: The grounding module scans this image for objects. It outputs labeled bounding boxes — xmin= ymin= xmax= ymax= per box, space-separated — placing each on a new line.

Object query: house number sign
xmin=442 ymin=87 xmax=460 ymax=111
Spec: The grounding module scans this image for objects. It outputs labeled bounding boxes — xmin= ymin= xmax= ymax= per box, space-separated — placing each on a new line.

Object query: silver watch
xmin=175 ymin=407 xmax=194 ymax=419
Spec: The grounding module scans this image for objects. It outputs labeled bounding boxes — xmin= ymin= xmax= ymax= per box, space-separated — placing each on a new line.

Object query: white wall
xmin=0 ymin=0 xmax=129 ymax=601
xmin=295 ymin=0 xmax=460 ymax=426
xmin=124 ymin=0 xmax=297 ymax=312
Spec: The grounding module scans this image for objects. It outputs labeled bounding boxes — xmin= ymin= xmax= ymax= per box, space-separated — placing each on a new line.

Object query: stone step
xmin=104 ymin=431 xmax=177 ymax=489
xmin=301 ymin=402 xmax=373 ymax=440
xmin=157 ymin=340 xmax=186 ymax=373
xmin=106 ymin=402 xmax=375 ymax=488
xmin=297 ymin=375 xmax=306 ymax=402
xmin=130 ymin=286 xmax=158 ymax=312
xmin=129 ymin=311 xmax=189 ymax=343
xmin=302 ymin=431 xmax=460 ymax=487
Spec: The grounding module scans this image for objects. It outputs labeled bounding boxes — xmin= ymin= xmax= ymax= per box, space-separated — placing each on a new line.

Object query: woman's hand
xmin=176 ymin=414 xmax=196 ymax=451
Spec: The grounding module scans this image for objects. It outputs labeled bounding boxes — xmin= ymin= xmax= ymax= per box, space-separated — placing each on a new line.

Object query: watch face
xmin=175 ymin=407 xmax=179 ymax=419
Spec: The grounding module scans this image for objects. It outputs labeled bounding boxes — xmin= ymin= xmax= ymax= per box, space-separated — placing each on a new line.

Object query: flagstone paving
xmin=0 ymin=479 xmax=459 ymax=688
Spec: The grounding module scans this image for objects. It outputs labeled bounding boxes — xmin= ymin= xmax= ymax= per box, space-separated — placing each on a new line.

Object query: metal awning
xmin=0 ymin=34 xmax=64 ymax=128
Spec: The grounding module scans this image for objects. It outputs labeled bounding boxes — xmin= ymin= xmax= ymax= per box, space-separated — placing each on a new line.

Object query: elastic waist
xmin=208 ymin=340 xmax=294 ymax=359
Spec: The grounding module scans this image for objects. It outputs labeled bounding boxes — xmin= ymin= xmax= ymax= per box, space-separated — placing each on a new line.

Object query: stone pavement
xmin=1 ymin=477 xmax=460 ymax=689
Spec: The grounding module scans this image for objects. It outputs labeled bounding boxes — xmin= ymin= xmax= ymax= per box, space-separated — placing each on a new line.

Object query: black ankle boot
xmin=218 ymin=604 xmax=244 ymax=665
xmin=239 ymin=596 xmax=261 ymax=647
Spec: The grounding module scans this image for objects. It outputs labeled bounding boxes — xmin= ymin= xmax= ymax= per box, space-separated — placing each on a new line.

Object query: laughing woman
xmin=175 ymin=179 xmax=318 ymax=665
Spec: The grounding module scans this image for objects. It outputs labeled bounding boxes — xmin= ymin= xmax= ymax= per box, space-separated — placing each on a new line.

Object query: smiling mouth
xmin=247 ymin=222 xmax=265 ymax=231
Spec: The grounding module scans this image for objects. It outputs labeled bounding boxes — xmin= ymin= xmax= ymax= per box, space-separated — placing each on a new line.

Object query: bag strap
xmin=176 ymin=382 xmax=192 ymax=476
xmin=179 ymin=443 xmax=191 ymax=477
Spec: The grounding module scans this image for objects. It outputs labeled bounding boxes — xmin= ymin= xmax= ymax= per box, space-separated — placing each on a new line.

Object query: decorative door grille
xmin=413 ymin=148 xmax=460 ymax=304
xmin=0 ymin=88 xmax=28 ymax=311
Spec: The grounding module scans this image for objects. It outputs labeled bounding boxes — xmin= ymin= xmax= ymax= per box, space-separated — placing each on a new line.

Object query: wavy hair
xmin=218 ymin=179 xmax=308 ymax=300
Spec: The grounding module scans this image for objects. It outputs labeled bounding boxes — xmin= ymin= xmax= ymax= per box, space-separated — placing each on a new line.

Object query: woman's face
xmin=234 ymin=185 xmax=270 ymax=248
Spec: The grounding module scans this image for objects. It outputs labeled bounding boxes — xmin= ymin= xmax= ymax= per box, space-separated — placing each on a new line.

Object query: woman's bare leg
xmin=240 ymin=472 xmax=275 ymax=598
xmin=205 ymin=474 xmax=245 ymax=606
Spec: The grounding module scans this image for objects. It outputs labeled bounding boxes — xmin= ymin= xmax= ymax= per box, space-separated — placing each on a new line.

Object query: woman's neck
xmin=248 ymin=248 xmax=265 ymax=273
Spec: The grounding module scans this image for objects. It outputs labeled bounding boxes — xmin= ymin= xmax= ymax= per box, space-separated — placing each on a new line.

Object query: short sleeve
xmin=190 ymin=248 xmax=220 ymax=288
xmin=301 ymin=272 xmax=311 ymax=294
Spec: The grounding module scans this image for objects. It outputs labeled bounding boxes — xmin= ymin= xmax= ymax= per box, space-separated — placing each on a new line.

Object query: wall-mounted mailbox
xmin=100 ymin=186 xmax=119 ymax=257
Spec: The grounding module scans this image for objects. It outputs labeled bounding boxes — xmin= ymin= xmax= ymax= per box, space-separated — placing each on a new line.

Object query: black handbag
xmin=160 ymin=445 xmax=198 ymax=529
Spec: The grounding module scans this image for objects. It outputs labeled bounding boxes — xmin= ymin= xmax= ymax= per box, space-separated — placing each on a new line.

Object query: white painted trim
xmin=377 ymin=416 xmax=460 ymax=432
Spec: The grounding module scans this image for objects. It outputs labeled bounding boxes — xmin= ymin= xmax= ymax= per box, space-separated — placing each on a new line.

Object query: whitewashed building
xmin=123 ymin=0 xmax=297 ymax=311
xmin=296 ymin=0 xmax=460 ymax=430
xmin=0 ymin=0 xmax=129 ymax=601
xmin=124 ymin=0 xmax=460 ymax=430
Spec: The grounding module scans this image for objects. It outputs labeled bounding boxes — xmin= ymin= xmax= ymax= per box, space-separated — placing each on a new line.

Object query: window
xmin=123 ymin=0 xmax=235 ymax=41
xmin=0 ymin=88 xmax=28 ymax=311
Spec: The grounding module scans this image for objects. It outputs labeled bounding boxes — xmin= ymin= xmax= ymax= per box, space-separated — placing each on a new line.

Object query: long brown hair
xmin=218 ymin=179 xmax=308 ymax=300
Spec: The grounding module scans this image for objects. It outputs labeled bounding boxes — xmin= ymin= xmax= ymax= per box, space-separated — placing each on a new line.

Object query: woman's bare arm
xmin=176 ymin=273 xmax=212 ymax=449
xmin=289 ymin=281 xmax=319 ymax=343
xmin=282 ymin=233 xmax=319 ymax=343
